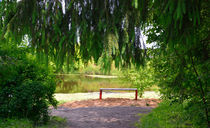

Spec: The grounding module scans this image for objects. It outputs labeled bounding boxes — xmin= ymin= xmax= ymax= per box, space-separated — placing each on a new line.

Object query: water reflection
xmin=56 ymin=75 xmax=80 ymax=93
xmin=56 ymin=74 xmax=131 ymax=93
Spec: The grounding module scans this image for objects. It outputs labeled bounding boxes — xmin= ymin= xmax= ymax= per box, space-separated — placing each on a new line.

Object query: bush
xmin=0 ymin=50 xmax=58 ymax=124
xmin=122 ymin=63 xmax=155 ymax=97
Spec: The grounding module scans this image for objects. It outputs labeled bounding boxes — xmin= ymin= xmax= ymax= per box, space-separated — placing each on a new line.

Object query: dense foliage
xmin=0 ymin=48 xmax=58 ymax=123
xmin=145 ymin=1 xmax=210 ymax=127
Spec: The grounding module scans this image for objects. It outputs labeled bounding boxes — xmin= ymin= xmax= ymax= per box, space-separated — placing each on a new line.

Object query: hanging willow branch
xmin=1 ymin=0 xmax=207 ymax=71
xmin=0 ymin=0 xmax=148 ymax=70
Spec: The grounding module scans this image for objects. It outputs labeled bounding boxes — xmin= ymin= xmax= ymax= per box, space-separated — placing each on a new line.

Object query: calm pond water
xmin=56 ymin=74 xmax=132 ymax=93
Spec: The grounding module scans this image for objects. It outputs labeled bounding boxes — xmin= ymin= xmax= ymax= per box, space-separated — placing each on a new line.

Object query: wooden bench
xmin=99 ymin=88 xmax=138 ymax=100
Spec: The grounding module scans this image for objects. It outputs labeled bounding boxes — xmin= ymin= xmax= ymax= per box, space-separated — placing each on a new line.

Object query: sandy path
xmin=55 ymin=91 xmax=160 ymax=102
xmin=51 ymin=98 xmax=160 ymax=128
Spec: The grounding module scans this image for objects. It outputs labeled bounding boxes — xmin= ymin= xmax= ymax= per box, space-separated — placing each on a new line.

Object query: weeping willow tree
xmin=0 ymin=0 xmax=148 ymax=71
xmin=0 ymin=0 xmax=209 ymax=126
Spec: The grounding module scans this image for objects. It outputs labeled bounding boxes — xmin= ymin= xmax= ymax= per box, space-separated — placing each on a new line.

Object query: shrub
xmin=122 ymin=63 xmax=155 ymax=97
xmin=0 ymin=50 xmax=58 ymax=123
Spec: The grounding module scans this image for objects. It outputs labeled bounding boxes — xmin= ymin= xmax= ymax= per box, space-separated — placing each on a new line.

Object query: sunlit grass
xmin=135 ymin=100 xmax=207 ymax=128
xmin=0 ymin=116 xmax=67 ymax=128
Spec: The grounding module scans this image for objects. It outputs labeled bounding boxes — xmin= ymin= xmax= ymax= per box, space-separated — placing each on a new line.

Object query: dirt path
xmin=51 ymin=106 xmax=151 ymax=128
xmin=50 ymin=98 xmax=160 ymax=128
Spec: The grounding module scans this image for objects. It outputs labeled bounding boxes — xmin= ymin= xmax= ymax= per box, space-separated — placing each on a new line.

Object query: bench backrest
xmin=100 ymin=88 xmax=137 ymax=91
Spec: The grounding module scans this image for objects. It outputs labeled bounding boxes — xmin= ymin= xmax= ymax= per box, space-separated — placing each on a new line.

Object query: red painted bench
xmin=99 ymin=88 xmax=138 ymax=100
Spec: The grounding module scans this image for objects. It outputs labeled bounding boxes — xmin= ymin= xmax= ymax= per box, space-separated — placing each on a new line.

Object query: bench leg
xmin=100 ymin=90 xmax=102 ymax=100
xmin=135 ymin=90 xmax=138 ymax=100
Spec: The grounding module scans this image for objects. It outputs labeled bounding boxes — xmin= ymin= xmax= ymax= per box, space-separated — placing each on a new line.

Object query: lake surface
xmin=56 ymin=74 xmax=132 ymax=93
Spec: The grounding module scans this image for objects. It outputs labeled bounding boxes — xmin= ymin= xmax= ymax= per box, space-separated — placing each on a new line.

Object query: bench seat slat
xmin=100 ymin=88 xmax=137 ymax=91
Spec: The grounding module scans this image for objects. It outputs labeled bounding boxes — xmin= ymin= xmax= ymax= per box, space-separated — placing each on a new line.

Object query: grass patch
xmin=57 ymin=100 xmax=68 ymax=105
xmin=0 ymin=116 xmax=67 ymax=128
xmin=145 ymin=85 xmax=159 ymax=92
xmin=0 ymin=118 xmax=33 ymax=128
xmin=136 ymin=100 xmax=207 ymax=128
xmin=136 ymin=101 xmax=189 ymax=128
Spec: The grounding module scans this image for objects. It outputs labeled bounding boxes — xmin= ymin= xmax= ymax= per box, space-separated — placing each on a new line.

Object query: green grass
xmin=144 ymin=85 xmax=159 ymax=92
xmin=136 ymin=101 xmax=190 ymax=128
xmin=0 ymin=116 xmax=67 ymax=128
xmin=136 ymin=100 xmax=207 ymax=128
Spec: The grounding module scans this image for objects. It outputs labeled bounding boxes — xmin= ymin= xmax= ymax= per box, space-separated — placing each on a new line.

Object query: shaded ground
xmin=51 ymin=98 xmax=161 ymax=128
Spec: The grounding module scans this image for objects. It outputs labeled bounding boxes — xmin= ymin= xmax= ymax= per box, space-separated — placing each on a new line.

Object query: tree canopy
xmin=1 ymin=0 xmax=208 ymax=65
xmin=0 ymin=0 xmax=150 ymax=70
